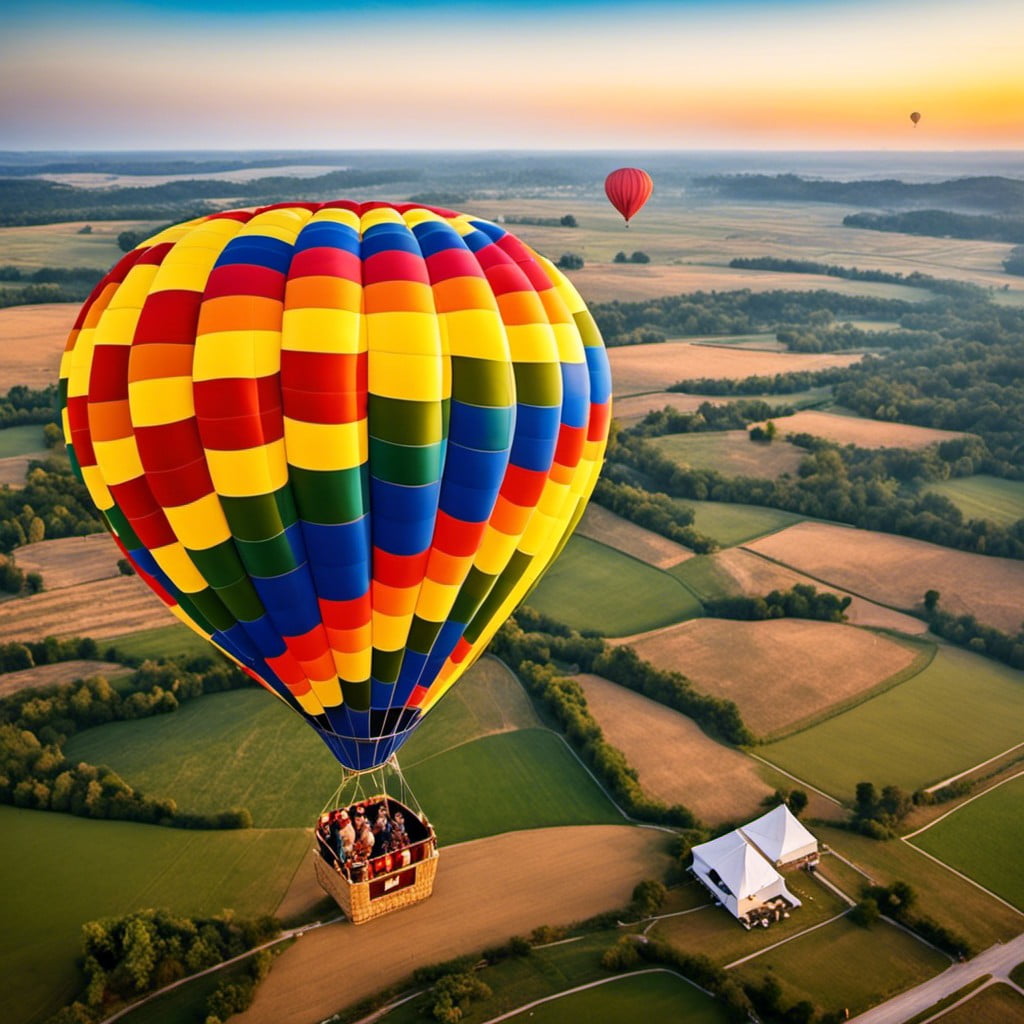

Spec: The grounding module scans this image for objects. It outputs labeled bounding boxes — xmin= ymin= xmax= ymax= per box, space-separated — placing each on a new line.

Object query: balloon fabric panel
xmin=61 ymin=202 xmax=611 ymax=771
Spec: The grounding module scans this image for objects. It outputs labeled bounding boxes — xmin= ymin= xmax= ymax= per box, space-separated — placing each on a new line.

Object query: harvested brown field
xmin=12 ymin=534 xmax=122 ymax=590
xmin=0 ymin=660 xmax=125 ymax=697
xmin=751 ymin=409 xmax=969 ymax=449
xmin=747 ymin=522 xmax=1024 ymax=633
xmin=0 ymin=303 xmax=76 ymax=389
xmin=0 ymin=453 xmax=45 ymax=487
xmin=623 ymin=618 xmax=920 ymax=737
xmin=240 ymin=826 xmax=671 ymax=1024
xmin=613 ymin=391 xmax=717 ymax=423
xmin=650 ymin=429 xmax=805 ymax=481
xmin=576 ymin=673 xmax=772 ymax=824
xmin=609 ymin=340 xmax=862 ymax=397
xmin=576 ymin=504 xmax=693 ymax=568
xmin=714 ymin=547 xmax=928 ymax=635
xmin=0 ymin=576 xmax=169 ymax=642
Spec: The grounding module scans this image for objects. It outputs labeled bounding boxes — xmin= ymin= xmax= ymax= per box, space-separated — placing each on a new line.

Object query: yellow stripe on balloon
xmin=413 ymin=578 xmax=462 ymax=622
xmin=443 ymin=309 xmax=509 ymax=360
xmin=205 ymin=440 xmax=288 ymax=497
xmin=368 ymin=352 xmax=444 ymax=402
xmin=283 ymin=419 xmax=367 ymax=471
xmin=371 ymin=610 xmax=411 ymax=653
xmin=333 ymin=648 xmax=371 ymax=683
xmin=91 ymin=436 xmax=144 ymax=486
xmin=281 ymin=307 xmax=362 ymax=353
xmin=149 ymin=541 xmax=210 ymax=594
xmin=365 ymin=311 xmax=442 ymax=356
xmin=127 ymin=377 xmax=194 ymax=426
xmin=309 ymin=676 xmax=343 ymax=707
xmin=192 ymin=331 xmax=281 ymax=381
xmin=503 ymin=323 xmax=559 ymax=363
xmin=473 ymin=526 xmax=521 ymax=576
xmin=163 ymin=492 xmax=233 ymax=548
xmin=80 ymin=464 xmax=114 ymax=512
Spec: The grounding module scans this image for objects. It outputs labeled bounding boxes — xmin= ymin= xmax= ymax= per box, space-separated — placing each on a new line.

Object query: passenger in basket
xmin=338 ymin=809 xmax=355 ymax=857
xmin=317 ymin=816 xmax=334 ymax=863
xmin=389 ymin=811 xmax=409 ymax=852
xmin=328 ymin=812 xmax=345 ymax=866
xmin=372 ymin=803 xmax=392 ymax=852
xmin=352 ymin=811 xmax=375 ymax=861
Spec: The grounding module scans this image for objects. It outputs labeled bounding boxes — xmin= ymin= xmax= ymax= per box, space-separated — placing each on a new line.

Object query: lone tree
xmin=560 ymin=214 xmax=578 ymax=227
xmin=556 ymin=253 xmax=584 ymax=270
xmin=924 ymin=589 xmax=940 ymax=612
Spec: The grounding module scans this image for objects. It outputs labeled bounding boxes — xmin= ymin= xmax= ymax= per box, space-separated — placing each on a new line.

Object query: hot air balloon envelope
xmin=910 ymin=111 xmax=921 ymax=125
xmin=60 ymin=201 xmax=612 ymax=772
xmin=604 ymin=168 xmax=653 ymax=223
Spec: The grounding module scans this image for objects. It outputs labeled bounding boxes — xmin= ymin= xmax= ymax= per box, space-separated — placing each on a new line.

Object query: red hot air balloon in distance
xmin=604 ymin=167 xmax=653 ymax=226
xmin=910 ymin=111 xmax=921 ymax=126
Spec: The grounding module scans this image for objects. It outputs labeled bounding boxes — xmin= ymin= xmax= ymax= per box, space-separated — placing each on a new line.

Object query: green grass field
xmin=64 ymin=661 xmax=620 ymax=840
xmin=0 ymin=806 xmax=309 ymax=1024
xmin=0 ymin=424 xmax=47 ymax=458
xmin=925 ymin=475 xmax=1024 ymax=528
xmin=730 ymin=916 xmax=947 ymax=1018
xmin=933 ymin=983 xmax=1024 ymax=1023
xmin=759 ymin=646 xmax=1024 ymax=799
xmin=650 ymin=432 xmax=804 ymax=481
xmin=672 ymin=499 xmax=804 ymax=548
xmin=108 ymin=623 xmax=223 ymax=663
xmin=526 ymin=534 xmax=703 ymax=635
xmin=910 ymin=776 xmax=1024 ymax=909
xmin=0 ymin=220 xmax=150 ymax=270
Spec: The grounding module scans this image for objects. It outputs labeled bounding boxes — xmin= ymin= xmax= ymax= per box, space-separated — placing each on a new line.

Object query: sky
xmin=1 ymin=0 xmax=1022 ymax=151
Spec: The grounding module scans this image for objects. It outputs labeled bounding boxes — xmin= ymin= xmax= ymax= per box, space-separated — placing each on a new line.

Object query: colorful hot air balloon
xmin=604 ymin=167 xmax=653 ymax=225
xmin=910 ymin=111 xmax=921 ymax=126
xmin=60 ymin=201 xmax=612 ymax=774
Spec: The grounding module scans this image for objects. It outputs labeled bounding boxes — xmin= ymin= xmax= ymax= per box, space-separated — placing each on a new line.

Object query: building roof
xmin=741 ymin=803 xmax=818 ymax=864
xmin=691 ymin=830 xmax=782 ymax=901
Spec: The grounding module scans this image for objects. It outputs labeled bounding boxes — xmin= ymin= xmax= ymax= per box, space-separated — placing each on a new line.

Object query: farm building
xmin=690 ymin=829 xmax=802 ymax=929
xmin=740 ymin=803 xmax=819 ymax=869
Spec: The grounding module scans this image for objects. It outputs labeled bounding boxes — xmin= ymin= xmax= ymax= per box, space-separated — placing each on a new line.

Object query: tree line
xmin=0 ymin=383 xmax=59 ymax=428
xmin=844 ymin=209 xmax=1024 ymax=245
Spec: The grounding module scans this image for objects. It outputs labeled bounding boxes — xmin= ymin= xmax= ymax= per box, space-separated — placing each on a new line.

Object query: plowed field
xmin=0 ymin=303 xmax=76 ymax=388
xmin=576 ymin=505 xmax=693 ymax=568
xmin=750 ymin=409 xmax=968 ymax=449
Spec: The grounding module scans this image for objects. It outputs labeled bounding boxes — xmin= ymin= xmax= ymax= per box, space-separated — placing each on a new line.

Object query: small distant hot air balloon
xmin=910 ymin=111 xmax=921 ymax=127
xmin=604 ymin=167 xmax=653 ymax=226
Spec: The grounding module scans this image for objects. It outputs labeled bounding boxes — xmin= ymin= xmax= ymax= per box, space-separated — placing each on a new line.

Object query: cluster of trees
xmin=923 ymin=592 xmax=1024 ymax=669
xmin=850 ymin=781 xmax=914 ymax=839
xmin=590 ymin=287 xmax=912 ymax=347
xmin=1004 ymin=246 xmax=1024 ymax=277
xmin=605 ymin=434 xmax=1024 ymax=560
xmin=556 ymin=253 xmax=584 ymax=270
xmin=844 ymin=209 xmax=1024 ymax=245
xmin=502 ymin=213 xmax=577 ymax=227
xmin=0 ymin=635 xmax=101 ymax=673
xmin=44 ymin=908 xmax=279 ymax=1023
xmin=628 ymin=399 xmax=794 ymax=438
xmin=704 ymin=583 xmax=851 ymax=623
xmin=669 ymin=368 xmax=842 ymax=396
xmin=0 ymin=457 xmax=103 ymax=553
xmin=0 ymin=383 xmax=59 ymax=428
xmin=854 ymin=881 xmax=974 ymax=959
xmin=0 ymin=552 xmax=43 ymax=595
xmin=0 ymin=265 xmax=104 ymax=305
xmin=613 ymin=251 xmax=650 ymax=263
xmin=695 ymin=173 xmax=1024 ymax=214
xmin=0 ymin=661 xmax=255 ymax=828
xmin=591 ymin=477 xmax=717 ymax=553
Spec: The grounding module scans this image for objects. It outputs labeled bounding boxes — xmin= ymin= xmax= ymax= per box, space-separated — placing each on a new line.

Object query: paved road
xmin=850 ymin=931 xmax=1024 ymax=1023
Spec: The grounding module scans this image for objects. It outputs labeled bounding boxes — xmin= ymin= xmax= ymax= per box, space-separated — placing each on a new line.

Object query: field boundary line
xmin=904 ymin=768 xmax=1024 ymax=839
xmin=723 ymin=910 xmax=849 ymax=969
xmin=923 ymin=744 xmax=1024 ymax=795
xmin=898 ymin=838 xmax=1024 ymax=918
xmin=746 ymin=751 xmax=846 ymax=809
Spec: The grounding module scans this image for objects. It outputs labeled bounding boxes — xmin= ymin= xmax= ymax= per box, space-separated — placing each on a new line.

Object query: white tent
xmin=690 ymin=830 xmax=800 ymax=921
xmin=741 ymin=804 xmax=819 ymax=867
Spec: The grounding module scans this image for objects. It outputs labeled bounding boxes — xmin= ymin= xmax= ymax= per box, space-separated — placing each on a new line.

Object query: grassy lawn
xmin=925 ymin=475 xmax=1024 ymax=528
xmin=671 ymin=500 xmax=804 ymax=548
xmin=910 ymin=775 xmax=1024 ymax=909
xmin=933 ymin=983 xmax=1024 ymax=1023
xmin=64 ymin=658 xmax=565 ymax=833
xmin=650 ymin=871 xmax=848 ymax=967
xmin=814 ymin=824 xmax=1024 ymax=951
xmin=526 ymin=534 xmax=703 ymax=635
xmin=0 ymin=424 xmax=47 ymax=457
xmin=107 ymin=623 xmax=230 ymax=663
xmin=0 ymin=806 xmax=309 ymax=1024
xmin=759 ymin=646 xmax=1024 ymax=798
xmin=730 ymin=916 xmax=948 ymax=1019
xmin=650 ymin=431 xmax=804 ymax=481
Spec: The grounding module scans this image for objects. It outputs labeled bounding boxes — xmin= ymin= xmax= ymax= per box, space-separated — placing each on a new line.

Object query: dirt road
xmin=236 ymin=825 xmax=672 ymax=1024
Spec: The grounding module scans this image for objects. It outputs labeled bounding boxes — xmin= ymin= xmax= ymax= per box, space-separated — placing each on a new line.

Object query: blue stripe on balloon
xmin=235 ymin=614 xmax=286 ymax=657
xmin=438 ymin=444 xmax=509 ymax=522
xmin=293 ymin=220 xmax=360 ymax=256
xmin=584 ymin=344 xmax=612 ymax=405
xmin=560 ymin=360 xmax=591 ymax=428
xmin=411 ymin=219 xmax=463 ymax=258
xmin=370 ymin=480 xmax=439 ymax=555
xmin=360 ymin=223 xmax=421 ymax=259
xmin=301 ymin=519 xmax=370 ymax=601
xmin=467 ymin=219 xmax=506 ymax=243
xmin=509 ymin=403 xmax=561 ymax=471
xmin=214 ymin=236 xmax=293 ymax=274
xmin=250 ymin=568 xmax=321 ymax=637
xmin=449 ymin=401 xmax=515 ymax=452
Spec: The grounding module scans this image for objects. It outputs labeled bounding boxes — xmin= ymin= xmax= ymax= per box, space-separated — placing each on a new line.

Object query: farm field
xmin=0 ymin=659 xmax=125 ymax=697
xmin=64 ymin=659 xmax=620 ymax=841
xmin=672 ymin=547 xmax=928 ymax=635
xmin=575 ymin=503 xmax=694 ymax=568
xmin=11 ymin=532 xmax=122 ymax=589
xmin=674 ymin=499 xmax=804 ymax=547
xmin=611 ymin=386 xmax=830 ymax=424
xmin=0 ymin=452 xmax=41 ymax=486
xmin=0 ymin=574 xmax=172 ymax=641
xmin=0 ymin=220 xmax=145 ymax=269
xmin=910 ymin=775 xmax=1024 ymax=909
xmin=761 ymin=646 xmax=1024 ymax=798
xmin=525 ymin=534 xmax=702 ymax=635
xmin=753 ymin=409 xmax=969 ymax=449
xmin=0 ymin=424 xmax=47 ymax=457
xmin=608 ymin=339 xmax=862 ymax=396
xmin=729 ymin=916 xmax=948 ymax=1019
xmin=746 ymin=521 xmax=1024 ymax=633
xmin=108 ymin=622 xmax=222 ymax=662
xmin=500 ymin=971 xmax=729 ymax=1024
xmin=925 ymin=475 xmax=1024 ymax=528
xmin=622 ymin=618 xmax=922 ymax=738
xmin=0 ymin=303 xmax=77 ymax=389
xmin=0 ymin=806 xmax=309 ymax=1024
xmin=934 ymin=984 xmax=1024 ymax=1023
xmin=575 ymin=673 xmax=773 ymax=824
xmin=650 ymin=429 xmax=805 ymax=480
